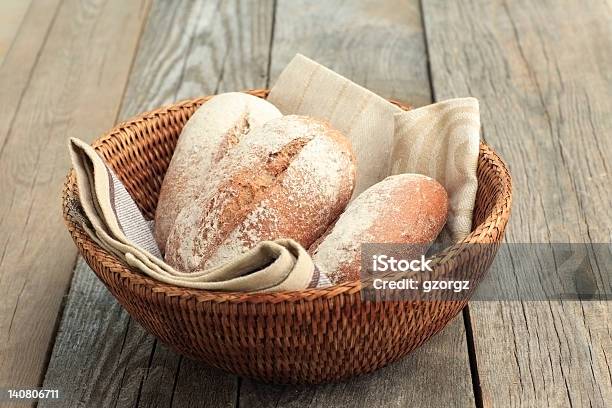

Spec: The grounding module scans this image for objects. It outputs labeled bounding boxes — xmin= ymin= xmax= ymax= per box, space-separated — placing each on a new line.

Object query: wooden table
xmin=0 ymin=0 xmax=610 ymax=407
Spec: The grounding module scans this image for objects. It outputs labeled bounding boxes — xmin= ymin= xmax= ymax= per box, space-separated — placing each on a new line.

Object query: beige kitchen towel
xmin=68 ymin=138 xmax=330 ymax=291
xmin=269 ymin=54 xmax=480 ymax=241
xmin=390 ymin=98 xmax=480 ymax=242
xmin=268 ymin=54 xmax=403 ymax=196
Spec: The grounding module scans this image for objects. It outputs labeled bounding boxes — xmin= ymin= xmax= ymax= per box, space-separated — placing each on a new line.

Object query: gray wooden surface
xmin=0 ymin=0 xmax=609 ymax=407
xmin=422 ymin=0 xmax=612 ymax=406
xmin=0 ymin=0 xmax=149 ymax=396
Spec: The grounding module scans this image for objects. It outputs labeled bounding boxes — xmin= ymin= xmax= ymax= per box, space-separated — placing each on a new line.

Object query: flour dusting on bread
xmin=312 ymin=174 xmax=448 ymax=284
xmin=155 ymin=93 xmax=282 ymax=251
xmin=164 ymin=115 xmax=356 ymax=272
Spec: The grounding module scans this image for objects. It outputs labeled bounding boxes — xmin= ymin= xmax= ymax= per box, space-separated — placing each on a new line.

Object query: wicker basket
xmin=61 ymin=89 xmax=512 ymax=384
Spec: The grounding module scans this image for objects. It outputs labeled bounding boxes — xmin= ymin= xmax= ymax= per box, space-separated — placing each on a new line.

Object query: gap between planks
xmin=0 ymin=1 xmax=152 ymax=407
xmin=422 ymin=0 xmax=612 ymax=407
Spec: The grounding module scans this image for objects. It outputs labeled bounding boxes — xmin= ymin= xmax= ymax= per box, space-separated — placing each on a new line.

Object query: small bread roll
xmin=311 ymin=174 xmax=448 ymax=284
xmin=165 ymin=115 xmax=356 ymax=271
xmin=155 ymin=92 xmax=282 ymax=251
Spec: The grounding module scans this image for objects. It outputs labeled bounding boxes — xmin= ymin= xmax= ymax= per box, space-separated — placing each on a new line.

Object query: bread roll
xmin=155 ymin=92 xmax=282 ymax=251
xmin=311 ymin=174 xmax=448 ymax=284
xmin=165 ymin=115 xmax=356 ymax=271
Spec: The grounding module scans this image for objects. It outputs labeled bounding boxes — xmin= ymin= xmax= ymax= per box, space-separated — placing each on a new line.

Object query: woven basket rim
xmin=62 ymin=90 xmax=512 ymax=304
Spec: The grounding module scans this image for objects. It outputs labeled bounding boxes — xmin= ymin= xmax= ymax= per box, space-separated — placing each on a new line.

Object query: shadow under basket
xmin=62 ymin=89 xmax=512 ymax=384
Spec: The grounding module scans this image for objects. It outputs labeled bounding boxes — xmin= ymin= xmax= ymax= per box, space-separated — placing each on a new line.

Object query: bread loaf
xmin=165 ymin=115 xmax=356 ymax=271
xmin=154 ymin=92 xmax=282 ymax=251
xmin=311 ymin=174 xmax=448 ymax=284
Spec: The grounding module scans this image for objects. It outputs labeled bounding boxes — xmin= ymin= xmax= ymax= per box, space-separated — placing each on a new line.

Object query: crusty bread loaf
xmin=154 ymin=92 xmax=282 ymax=251
xmin=164 ymin=115 xmax=356 ymax=271
xmin=311 ymin=174 xmax=448 ymax=284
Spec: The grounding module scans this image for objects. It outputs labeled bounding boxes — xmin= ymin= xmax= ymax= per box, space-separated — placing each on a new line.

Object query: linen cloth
xmin=390 ymin=98 xmax=480 ymax=242
xmin=68 ymin=138 xmax=330 ymax=291
xmin=67 ymin=55 xmax=481 ymax=292
xmin=268 ymin=54 xmax=403 ymax=197
xmin=269 ymin=54 xmax=480 ymax=241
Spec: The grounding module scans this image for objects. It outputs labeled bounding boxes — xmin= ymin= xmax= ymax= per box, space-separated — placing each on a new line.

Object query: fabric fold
xmin=268 ymin=55 xmax=480 ymax=242
xmin=66 ymin=55 xmax=481 ymax=292
xmin=68 ymin=138 xmax=330 ymax=291
xmin=268 ymin=54 xmax=403 ymax=197
xmin=390 ymin=98 xmax=481 ymax=241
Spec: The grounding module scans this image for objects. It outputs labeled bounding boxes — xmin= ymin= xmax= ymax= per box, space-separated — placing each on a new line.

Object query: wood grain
xmin=423 ymin=0 xmax=612 ymax=406
xmin=120 ymin=0 xmax=275 ymax=117
xmin=270 ymin=0 xmax=432 ymax=108
xmin=238 ymin=1 xmax=476 ymax=406
xmin=0 ymin=0 xmax=150 ymax=398
xmin=0 ymin=0 xmax=63 ymax=155
xmin=0 ymin=0 xmax=33 ymax=66
xmin=41 ymin=0 xmax=274 ymax=406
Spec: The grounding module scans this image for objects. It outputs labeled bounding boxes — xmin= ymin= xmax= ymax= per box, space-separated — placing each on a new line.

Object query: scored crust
xmin=154 ymin=92 xmax=282 ymax=251
xmin=164 ymin=115 xmax=356 ymax=272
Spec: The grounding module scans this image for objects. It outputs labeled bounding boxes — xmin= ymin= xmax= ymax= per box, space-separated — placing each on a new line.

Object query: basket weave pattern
xmin=62 ymin=89 xmax=512 ymax=383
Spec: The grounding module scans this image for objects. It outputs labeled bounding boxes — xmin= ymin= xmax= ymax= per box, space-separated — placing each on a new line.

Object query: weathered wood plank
xmin=237 ymin=1 xmax=476 ymax=407
xmin=0 ymin=0 xmax=150 ymax=399
xmin=41 ymin=0 xmax=275 ymax=406
xmin=423 ymin=0 xmax=612 ymax=406
xmin=269 ymin=0 xmax=432 ymax=108
xmin=0 ymin=0 xmax=63 ymax=154
xmin=120 ymin=0 xmax=276 ymax=116
xmin=240 ymin=317 xmax=472 ymax=407
xmin=0 ymin=0 xmax=33 ymax=65
xmin=40 ymin=259 xmax=152 ymax=407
